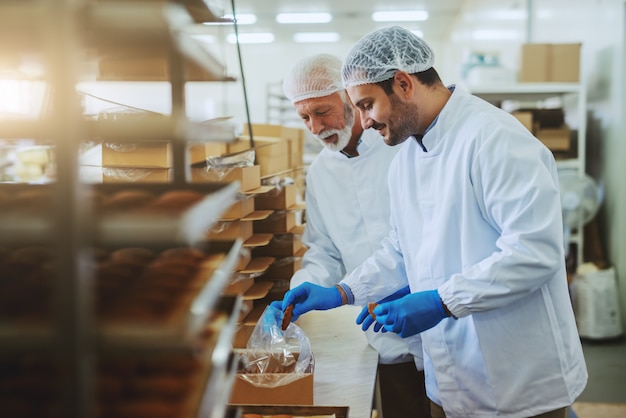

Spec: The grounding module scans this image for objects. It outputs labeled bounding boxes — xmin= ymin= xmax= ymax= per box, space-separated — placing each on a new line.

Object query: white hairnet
xmin=282 ymin=54 xmax=344 ymax=104
xmin=342 ymin=26 xmax=435 ymax=88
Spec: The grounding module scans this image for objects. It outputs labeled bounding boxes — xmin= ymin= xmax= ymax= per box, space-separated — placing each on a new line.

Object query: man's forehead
xmin=294 ymin=93 xmax=341 ymax=111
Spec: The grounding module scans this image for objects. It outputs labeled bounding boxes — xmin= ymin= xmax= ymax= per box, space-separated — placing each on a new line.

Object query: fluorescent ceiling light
xmin=276 ymin=12 xmax=332 ymax=24
xmin=294 ymin=32 xmax=340 ymax=43
xmin=372 ymin=10 xmax=429 ymax=22
xmin=203 ymin=13 xmax=257 ymax=25
xmin=227 ymin=32 xmax=275 ymax=44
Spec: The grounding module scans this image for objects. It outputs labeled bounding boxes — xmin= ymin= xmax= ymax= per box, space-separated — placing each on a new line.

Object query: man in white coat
xmin=279 ymin=54 xmax=430 ymax=418
xmin=275 ymin=28 xmax=588 ymax=418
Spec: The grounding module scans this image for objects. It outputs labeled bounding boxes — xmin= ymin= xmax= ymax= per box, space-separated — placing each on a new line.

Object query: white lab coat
xmin=342 ymin=86 xmax=587 ymax=417
xmin=291 ymin=128 xmax=423 ymax=365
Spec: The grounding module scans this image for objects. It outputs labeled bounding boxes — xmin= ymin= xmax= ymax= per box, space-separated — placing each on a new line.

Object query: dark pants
xmin=430 ymin=401 xmax=567 ymax=418
xmin=378 ymin=362 xmax=431 ymax=418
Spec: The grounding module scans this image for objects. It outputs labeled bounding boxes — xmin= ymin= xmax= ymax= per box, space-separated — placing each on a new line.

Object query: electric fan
xmin=558 ymin=168 xmax=602 ymax=255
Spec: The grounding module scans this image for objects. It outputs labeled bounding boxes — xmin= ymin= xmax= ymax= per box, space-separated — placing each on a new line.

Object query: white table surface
xmin=295 ymin=305 xmax=379 ymax=418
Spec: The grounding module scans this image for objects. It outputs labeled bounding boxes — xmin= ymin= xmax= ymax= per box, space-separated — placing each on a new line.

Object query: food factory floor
xmin=571 ymin=336 xmax=626 ymax=418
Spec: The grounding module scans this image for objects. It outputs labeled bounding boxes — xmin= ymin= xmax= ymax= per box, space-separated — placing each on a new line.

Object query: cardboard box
xmin=230 ymin=405 xmax=348 ymax=418
xmin=535 ymin=126 xmax=571 ymax=151
xmin=519 ymin=43 xmax=581 ymax=82
xmin=550 ymin=43 xmax=581 ymax=82
xmin=512 ymin=111 xmax=533 ymax=132
xmin=233 ymin=323 xmax=255 ymax=349
xmin=80 ymin=142 xmax=171 ymax=168
xmin=79 ymin=165 xmax=171 ymax=183
xmin=253 ymin=234 xmax=304 ymax=258
xmin=519 ymin=43 xmax=550 ymax=82
xmin=208 ymin=220 xmax=253 ymax=241
xmin=221 ymin=195 xmax=255 ymax=220
xmin=229 ymin=352 xmax=314 ymax=405
xmin=264 ymin=257 xmax=302 ymax=280
xmin=223 ymin=275 xmax=255 ymax=296
xmin=228 ymin=136 xmax=290 ymax=178
xmin=190 ymin=165 xmax=261 ymax=192
xmin=244 ymin=124 xmax=306 ymax=169
xmin=188 ymin=142 xmax=229 ymax=164
xmin=255 ymin=184 xmax=297 ymax=210
xmin=254 ymin=211 xmax=297 ymax=234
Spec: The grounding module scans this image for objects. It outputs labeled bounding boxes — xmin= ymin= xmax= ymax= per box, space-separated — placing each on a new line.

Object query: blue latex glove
xmin=277 ymin=282 xmax=342 ymax=323
xmin=373 ymin=289 xmax=448 ymax=337
xmin=356 ymin=286 xmax=411 ymax=332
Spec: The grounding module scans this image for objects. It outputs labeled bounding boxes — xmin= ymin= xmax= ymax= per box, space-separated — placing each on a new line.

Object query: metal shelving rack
xmin=0 ymin=1 xmax=246 ymax=417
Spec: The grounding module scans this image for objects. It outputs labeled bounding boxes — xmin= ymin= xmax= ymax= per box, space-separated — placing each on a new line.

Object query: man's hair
xmin=378 ymin=67 xmax=442 ymax=96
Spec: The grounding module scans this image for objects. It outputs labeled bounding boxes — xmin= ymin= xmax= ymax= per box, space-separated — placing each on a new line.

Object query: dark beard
xmin=386 ymin=93 xmax=419 ymax=146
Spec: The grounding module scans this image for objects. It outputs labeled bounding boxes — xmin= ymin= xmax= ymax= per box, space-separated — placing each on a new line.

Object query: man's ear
xmin=393 ymin=71 xmax=415 ymax=99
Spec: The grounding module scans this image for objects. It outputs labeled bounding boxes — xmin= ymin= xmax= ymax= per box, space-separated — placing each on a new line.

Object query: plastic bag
xmin=239 ymin=305 xmax=314 ymax=388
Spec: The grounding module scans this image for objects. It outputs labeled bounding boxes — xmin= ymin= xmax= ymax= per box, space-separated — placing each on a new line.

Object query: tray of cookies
xmin=95 ymin=239 xmax=242 ymax=349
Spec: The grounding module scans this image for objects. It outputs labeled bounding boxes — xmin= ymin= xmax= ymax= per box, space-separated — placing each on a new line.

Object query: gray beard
xmin=316 ymin=104 xmax=355 ymax=152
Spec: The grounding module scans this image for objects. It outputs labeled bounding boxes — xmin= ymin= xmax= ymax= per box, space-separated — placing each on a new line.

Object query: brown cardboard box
xmin=221 ymin=195 xmax=255 ymax=220
xmin=550 ymin=43 xmax=581 ymax=82
xmin=230 ymin=405 xmax=348 ymax=418
xmin=229 ymin=136 xmax=290 ymax=178
xmin=519 ymin=43 xmax=550 ymax=82
xmin=208 ymin=220 xmax=253 ymax=241
xmin=79 ymin=165 xmax=171 ymax=183
xmin=243 ymin=124 xmax=306 ymax=169
xmin=230 ymin=352 xmax=314 ymax=405
xmin=519 ymin=43 xmax=581 ymax=82
xmin=255 ymin=184 xmax=297 ymax=210
xmin=190 ymin=164 xmax=261 ymax=192
xmin=535 ymin=126 xmax=571 ymax=151
xmin=264 ymin=257 xmax=302 ymax=280
xmin=254 ymin=211 xmax=296 ymax=234
xmin=230 ymin=372 xmax=314 ymax=405
xmin=80 ymin=143 xmax=171 ymax=168
xmin=188 ymin=142 xmax=229 ymax=164
xmin=512 ymin=111 xmax=533 ymax=132
xmin=253 ymin=234 xmax=304 ymax=258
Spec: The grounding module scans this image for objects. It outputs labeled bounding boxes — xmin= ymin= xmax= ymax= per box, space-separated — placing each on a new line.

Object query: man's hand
xmin=356 ymin=286 xmax=411 ymax=332
xmin=270 ymin=282 xmax=343 ymax=323
xmin=373 ymin=289 xmax=448 ymax=337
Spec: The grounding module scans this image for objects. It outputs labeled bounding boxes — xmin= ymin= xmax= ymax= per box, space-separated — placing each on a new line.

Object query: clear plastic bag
xmin=239 ymin=305 xmax=314 ymax=388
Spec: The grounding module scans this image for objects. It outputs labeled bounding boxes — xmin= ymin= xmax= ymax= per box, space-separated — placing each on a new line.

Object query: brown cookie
xmin=367 ymin=302 xmax=379 ymax=320
xmin=281 ymin=304 xmax=294 ymax=331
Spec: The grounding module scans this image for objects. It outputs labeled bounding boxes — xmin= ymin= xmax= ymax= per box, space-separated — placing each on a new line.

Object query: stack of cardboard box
xmin=512 ymin=108 xmax=572 ymax=153
xmin=80 ymin=141 xmax=173 ymax=183
xmin=518 ymin=43 xmax=581 ymax=83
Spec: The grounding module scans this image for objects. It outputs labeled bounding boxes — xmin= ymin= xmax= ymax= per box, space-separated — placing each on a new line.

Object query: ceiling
xmin=218 ymin=0 xmax=468 ymax=43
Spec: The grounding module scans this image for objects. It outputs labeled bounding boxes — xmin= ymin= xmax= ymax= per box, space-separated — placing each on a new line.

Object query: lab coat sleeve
xmin=341 ymin=210 xmax=409 ymax=305
xmin=438 ymin=124 xmax=566 ymax=318
xmin=290 ymin=179 xmax=346 ymax=289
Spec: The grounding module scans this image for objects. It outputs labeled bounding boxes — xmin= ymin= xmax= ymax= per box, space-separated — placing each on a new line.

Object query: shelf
xmin=470 ymin=82 xmax=581 ymax=103
xmin=87 ymin=2 xmax=234 ymax=82
xmin=96 ymin=240 xmax=243 ymax=350
xmin=93 ymin=182 xmax=240 ymax=247
xmin=0 ymin=324 xmax=55 ymax=351
xmin=86 ymin=115 xmax=238 ymax=143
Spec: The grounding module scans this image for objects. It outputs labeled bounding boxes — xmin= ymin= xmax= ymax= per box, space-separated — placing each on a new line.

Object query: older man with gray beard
xmin=278 ymin=53 xmax=430 ymax=418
